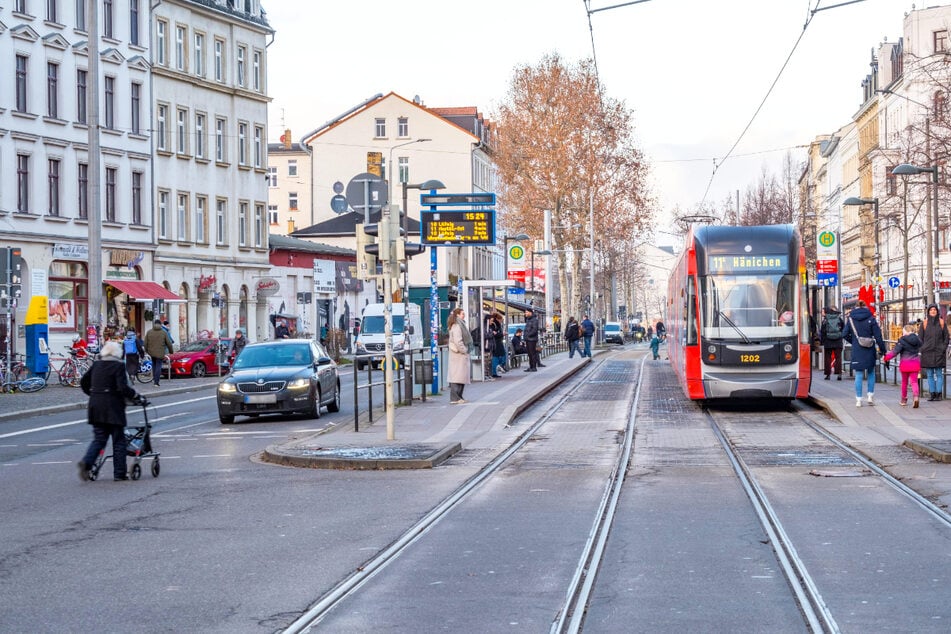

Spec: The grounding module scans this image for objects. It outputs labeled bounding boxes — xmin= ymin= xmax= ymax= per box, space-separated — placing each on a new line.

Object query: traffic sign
xmin=508 ymin=244 xmax=525 ymax=260
xmin=345 ymin=172 xmax=387 ymax=216
xmin=888 ymin=276 xmax=901 ymax=288
xmin=330 ymin=194 xmax=348 ymax=214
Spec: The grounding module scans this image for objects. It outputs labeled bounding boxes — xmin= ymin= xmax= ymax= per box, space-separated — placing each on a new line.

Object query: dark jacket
xmin=564 ymin=321 xmax=580 ymax=342
xmin=511 ymin=334 xmax=527 ymax=354
xmin=229 ymin=334 xmax=247 ymax=359
xmin=580 ymin=318 xmax=594 ymax=336
xmin=819 ymin=309 xmax=844 ymax=350
xmin=144 ymin=323 xmax=174 ymax=359
xmin=886 ymin=333 xmax=922 ymax=364
xmin=524 ymin=314 xmax=539 ymax=342
xmin=81 ymin=359 xmax=139 ymax=427
xmin=842 ymin=307 xmax=887 ymax=371
xmin=918 ymin=305 xmax=948 ymax=369
xmin=488 ymin=319 xmax=505 ymax=357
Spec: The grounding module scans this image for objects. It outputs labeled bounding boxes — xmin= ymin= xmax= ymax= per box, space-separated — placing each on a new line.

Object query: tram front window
xmin=701 ymin=274 xmax=797 ymax=338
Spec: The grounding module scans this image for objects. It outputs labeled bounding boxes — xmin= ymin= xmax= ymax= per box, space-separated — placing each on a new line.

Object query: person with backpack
xmin=122 ymin=328 xmax=145 ymax=384
xmin=819 ymin=306 xmax=844 ymax=380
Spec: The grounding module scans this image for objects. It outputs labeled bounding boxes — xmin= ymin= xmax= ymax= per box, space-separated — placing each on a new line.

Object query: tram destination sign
xmin=421 ymin=210 xmax=496 ymax=246
xmin=708 ymin=254 xmax=789 ymax=274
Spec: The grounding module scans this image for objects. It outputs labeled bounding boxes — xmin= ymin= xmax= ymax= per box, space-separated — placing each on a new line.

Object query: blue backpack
xmin=123 ymin=337 xmax=139 ymax=355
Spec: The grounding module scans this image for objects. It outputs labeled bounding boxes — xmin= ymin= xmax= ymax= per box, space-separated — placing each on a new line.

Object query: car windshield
xmin=233 ymin=344 xmax=312 ymax=368
xmin=180 ymin=340 xmax=212 ymax=352
xmin=362 ymin=315 xmax=405 ymax=334
xmin=605 ymin=324 xmax=621 ymax=332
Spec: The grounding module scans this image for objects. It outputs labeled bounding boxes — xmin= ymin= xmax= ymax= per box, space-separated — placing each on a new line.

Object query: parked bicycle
xmin=0 ymin=362 xmax=47 ymax=393
xmin=0 ymin=354 xmax=30 ymax=383
xmin=136 ymin=356 xmax=154 ymax=384
xmin=45 ymin=348 xmax=91 ymax=387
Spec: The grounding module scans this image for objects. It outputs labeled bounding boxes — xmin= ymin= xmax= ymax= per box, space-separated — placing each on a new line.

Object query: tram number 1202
xmin=739 ymin=354 xmax=761 ymax=363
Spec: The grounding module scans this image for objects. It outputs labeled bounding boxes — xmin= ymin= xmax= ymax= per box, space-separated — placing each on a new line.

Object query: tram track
xmin=283 ymin=351 xmax=642 ymax=633
xmin=705 ymin=404 xmax=951 ymax=634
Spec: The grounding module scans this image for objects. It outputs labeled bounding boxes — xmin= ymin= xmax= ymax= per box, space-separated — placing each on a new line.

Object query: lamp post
xmin=387 ymin=138 xmax=431 ymax=206
xmin=892 ymin=163 xmax=939 ymax=306
xmin=503 ymin=233 xmax=530 ymax=335
xmin=843 ymin=196 xmax=880 ymax=318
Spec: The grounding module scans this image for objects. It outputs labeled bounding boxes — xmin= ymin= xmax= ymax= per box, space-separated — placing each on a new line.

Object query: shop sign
xmin=52 ymin=244 xmax=88 ymax=260
xmin=256 ymin=277 xmax=280 ymax=296
xmin=313 ymin=259 xmax=335 ymax=295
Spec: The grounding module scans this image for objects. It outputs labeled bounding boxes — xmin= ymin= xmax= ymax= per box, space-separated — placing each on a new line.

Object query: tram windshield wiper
xmin=717 ymin=311 xmax=752 ymax=344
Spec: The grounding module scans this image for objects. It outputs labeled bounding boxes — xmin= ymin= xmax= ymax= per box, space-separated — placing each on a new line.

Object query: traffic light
xmin=355 ymin=222 xmax=378 ymax=281
xmin=0 ymin=247 xmax=23 ymax=299
xmin=391 ymin=205 xmax=426 ymax=259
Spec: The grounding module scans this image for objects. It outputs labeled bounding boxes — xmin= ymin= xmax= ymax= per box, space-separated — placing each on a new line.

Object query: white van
xmin=355 ymin=302 xmax=424 ymax=369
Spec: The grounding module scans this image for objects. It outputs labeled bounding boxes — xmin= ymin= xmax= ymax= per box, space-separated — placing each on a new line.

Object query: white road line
xmin=193 ymin=454 xmax=231 ymax=458
xmin=32 ymin=460 xmax=73 ymax=465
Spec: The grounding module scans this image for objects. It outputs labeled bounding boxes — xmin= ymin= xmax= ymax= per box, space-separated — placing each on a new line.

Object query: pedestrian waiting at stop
xmin=883 ymin=324 xmax=923 ymax=408
xmin=918 ymin=303 xmax=948 ymax=401
xmin=842 ymin=300 xmax=887 ymax=407
xmin=447 ymin=307 xmax=472 ymax=404
xmin=819 ymin=306 xmax=844 ymax=380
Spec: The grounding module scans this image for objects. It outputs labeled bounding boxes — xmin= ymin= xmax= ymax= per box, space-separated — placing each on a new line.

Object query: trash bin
xmin=414 ymin=359 xmax=433 ymax=384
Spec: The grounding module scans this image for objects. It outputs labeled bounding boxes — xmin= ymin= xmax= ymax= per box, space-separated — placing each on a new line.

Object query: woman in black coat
xmin=841 ymin=300 xmax=887 ymax=408
xmin=918 ymin=303 xmax=949 ymax=401
xmin=77 ymin=341 xmax=143 ymax=481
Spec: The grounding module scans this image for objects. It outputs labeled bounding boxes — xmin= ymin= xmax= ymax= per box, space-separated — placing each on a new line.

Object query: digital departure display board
xmin=708 ymin=254 xmax=789 ymax=274
xmin=420 ymin=210 xmax=496 ymax=246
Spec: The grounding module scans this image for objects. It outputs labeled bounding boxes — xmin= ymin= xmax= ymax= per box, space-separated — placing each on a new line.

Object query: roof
xmin=291 ymin=210 xmax=420 ymax=239
xmin=268 ymin=232 xmax=354 ymax=255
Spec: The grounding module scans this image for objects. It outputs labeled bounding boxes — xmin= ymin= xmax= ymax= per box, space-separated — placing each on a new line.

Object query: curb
xmin=903 ymin=439 xmax=951 ymax=463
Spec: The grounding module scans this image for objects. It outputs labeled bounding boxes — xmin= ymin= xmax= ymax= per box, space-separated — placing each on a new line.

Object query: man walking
xmin=523 ymin=307 xmax=541 ymax=372
xmin=564 ymin=317 xmax=581 ymax=359
xmin=819 ymin=306 xmax=844 ymax=380
xmin=144 ymin=319 xmax=174 ymax=386
xmin=580 ymin=315 xmax=595 ymax=358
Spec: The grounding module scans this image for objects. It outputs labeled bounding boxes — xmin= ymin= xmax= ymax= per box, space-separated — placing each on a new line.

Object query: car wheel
xmin=308 ymin=388 xmax=322 ymax=419
xmin=219 ymin=414 xmax=234 ymax=425
xmin=327 ymin=382 xmax=341 ymax=412
xmin=192 ymin=361 xmax=207 ymax=378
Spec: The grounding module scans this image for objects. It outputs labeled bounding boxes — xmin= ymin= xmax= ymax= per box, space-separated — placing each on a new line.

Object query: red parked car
xmin=169 ymin=339 xmax=228 ymax=378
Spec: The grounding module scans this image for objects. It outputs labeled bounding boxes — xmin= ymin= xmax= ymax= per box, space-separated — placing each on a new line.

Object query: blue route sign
xmin=888 ymin=276 xmax=901 ymax=288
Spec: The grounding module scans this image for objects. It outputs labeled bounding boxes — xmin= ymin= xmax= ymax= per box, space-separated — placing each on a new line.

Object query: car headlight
xmin=218 ymin=383 xmax=237 ymax=393
xmin=287 ymin=378 xmax=309 ymax=389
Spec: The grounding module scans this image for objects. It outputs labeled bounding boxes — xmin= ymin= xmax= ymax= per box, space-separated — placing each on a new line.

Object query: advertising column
xmin=25 ymin=269 xmax=50 ymax=375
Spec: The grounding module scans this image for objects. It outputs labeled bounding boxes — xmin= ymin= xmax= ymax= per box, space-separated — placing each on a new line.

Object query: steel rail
xmin=552 ymin=354 xmax=645 ymax=633
xmin=282 ymin=355 xmax=617 ymax=634
xmin=706 ymin=411 xmax=840 ymax=634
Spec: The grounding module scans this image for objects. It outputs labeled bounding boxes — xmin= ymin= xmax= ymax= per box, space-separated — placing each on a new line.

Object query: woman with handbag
xmin=883 ymin=324 xmax=923 ymax=407
xmin=842 ymin=300 xmax=887 ymax=407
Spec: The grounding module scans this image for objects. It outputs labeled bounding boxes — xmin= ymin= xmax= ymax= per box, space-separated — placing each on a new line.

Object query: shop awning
xmin=107 ymin=280 xmax=185 ymax=302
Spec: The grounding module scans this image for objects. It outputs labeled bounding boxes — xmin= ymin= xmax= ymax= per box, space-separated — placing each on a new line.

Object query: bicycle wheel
xmin=136 ymin=361 xmax=153 ymax=384
xmin=63 ymin=364 xmax=82 ymax=388
xmin=17 ymin=376 xmax=47 ymax=392
xmin=12 ymin=363 xmax=30 ymax=382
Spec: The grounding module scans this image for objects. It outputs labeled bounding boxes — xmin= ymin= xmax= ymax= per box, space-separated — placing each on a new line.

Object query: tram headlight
xmin=783 ymin=343 xmax=793 ymax=352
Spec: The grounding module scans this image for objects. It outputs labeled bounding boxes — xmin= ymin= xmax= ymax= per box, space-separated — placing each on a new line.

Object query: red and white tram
xmin=666 ymin=224 xmax=812 ymax=401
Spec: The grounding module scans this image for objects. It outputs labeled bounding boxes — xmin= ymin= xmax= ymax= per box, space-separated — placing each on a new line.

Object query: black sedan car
xmin=216 ymin=339 xmax=340 ymax=425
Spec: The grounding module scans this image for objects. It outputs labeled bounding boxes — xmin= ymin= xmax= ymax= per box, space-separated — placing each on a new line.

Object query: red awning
xmin=107 ymin=280 xmax=184 ymax=302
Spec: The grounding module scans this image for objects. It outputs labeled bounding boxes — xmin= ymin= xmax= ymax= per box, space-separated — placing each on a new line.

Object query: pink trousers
xmin=900 ymin=371 xmax=920 ymax=401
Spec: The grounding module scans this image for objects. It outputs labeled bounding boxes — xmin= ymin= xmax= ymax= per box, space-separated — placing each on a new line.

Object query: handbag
xmin=899 ymin=356 xmax=921 ymax=373
xmin=848 ymin=317 xmax=876 ymax=348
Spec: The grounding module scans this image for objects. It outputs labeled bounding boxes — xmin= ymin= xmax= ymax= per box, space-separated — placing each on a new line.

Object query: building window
xmin=103 ymin=76 xmax=115 ymax=129
xmin=103 ymin=0 xmax=113 ymax=38
xmin=375 ymin=118 xmax=386 ymax=138
xmin=175 ymin=25 xmax=186 ymax=71
xmin=14 ymin=0 xmax=26 ymax=13
xmin=267 ymin=166 xmax=277 ymax=187
xmin=238 ymin=202 xmax=248 ymax=246
xmin=254 ymin=126 xmax=264 ymax=168
xmin=130 ymin=82 xmax=141 ymax=134
xmin=214 ymin=38 xmax=224 ymax=82
xmin=936 ymin=30 xmax=949 ymax=54
xmin=238 ymin=122 xmax=248 ymax=165
xmin=48 ymin=159 xmax=60 ymax=216
xmin=194 ymin=32 xmax=204 ymax=76
xmin=76 ymin=0 xmax=86 ymax=30
xmin=288 ymin=192 xmax=298 ymax=211
xmin=16 ymin=154 xmax=29 ymax=213
xmin=252 ymin=50 xmax=261 ymax=91
xmin=76 ymin=69 xmax=87 ymax=123
xmin=254 ymin=204 xmax=264 ymax=247
xmin=47 ymin=62 xmax=59 ymax=119
xmin=215 ymin=117 xmax=225 ymax=161
xmin=158 ymin=191 xmax=169 ymax=238
xmin=156 ymin=20 xmax=167 ymax=66
xmin=131 ymin=171 xmax=143 ymax=224
xmin=16 ymin=55 xmax=28 ymax=113
xmin=129 ymin=0 xmax=139 ymax=45
xmin=268 ymin=204 xmax=278 ymax=224
xmin=177 ymin=193 xmax=188 ymax=241
xmin=216 ymin=199 xmax=226 ymax=245
xmin=157 ymin=105 xmax=168 ymax=151
xmin=236 ymin=45 xmax=246 ymax=87
xmin=177 ymin=108 xmax=188 ymax=154
xmin=287 ymin=159 xmax=297 ymax=177
xmin=195 ymin=113 xmax=206 ymax=158
xmin=78 ymin=162 xmax=89 ymax=219
xmin=398 ymin=157 xmax=408 ymax=184
xmin=398 ymin=117 xmax=408 ymax=137
xmin=47 ymin=0 xmax=57 ymax=24
xmin=195 ymin=196 xmax=207 ymax=244
xmin=105 ymin=167 xmax=116 ymax=222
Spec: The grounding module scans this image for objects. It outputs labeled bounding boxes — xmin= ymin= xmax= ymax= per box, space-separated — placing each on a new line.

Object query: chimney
xmin=284 ymin=129 xmax=292 ymax=150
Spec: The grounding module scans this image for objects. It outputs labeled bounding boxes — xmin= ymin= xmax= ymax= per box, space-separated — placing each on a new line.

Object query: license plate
xmin=244 ymin=393 xmax=277 ymax=404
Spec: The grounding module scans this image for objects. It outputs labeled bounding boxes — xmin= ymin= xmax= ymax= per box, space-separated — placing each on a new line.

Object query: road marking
xmin=193 ymin=454 xmax=231 ymax=458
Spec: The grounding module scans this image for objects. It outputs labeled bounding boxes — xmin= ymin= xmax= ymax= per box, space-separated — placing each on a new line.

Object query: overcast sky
xmin=264 ymin=0 xmax=909 ymax=232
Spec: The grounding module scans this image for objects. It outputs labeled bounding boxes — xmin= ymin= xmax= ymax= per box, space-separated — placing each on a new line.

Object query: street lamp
xmin=387 ymin=138 xmax=431 ymax=207
xmin=892 ymin=163 xmax=939 ymax=306
xmin=843 ymin=196 xmax=880 ymax=319
xmin=503 ymin=233 xmax=530 ymax=334
xmin=401 ymin=178 xmax=445 ymax=303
